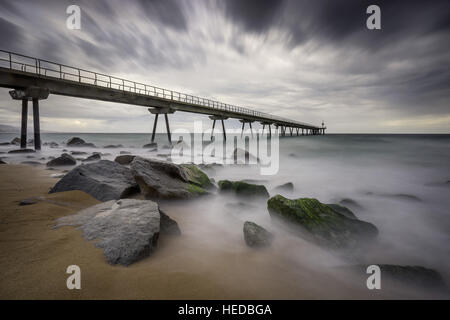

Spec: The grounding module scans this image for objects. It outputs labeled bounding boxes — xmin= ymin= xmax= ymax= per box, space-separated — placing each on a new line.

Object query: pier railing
xmin=0 ymin=49 xmax=317 ymax=128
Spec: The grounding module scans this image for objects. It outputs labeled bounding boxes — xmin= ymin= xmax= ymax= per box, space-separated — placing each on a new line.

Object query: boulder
xmin=54 ymin=199 xmax=161 ymax=266
xmin=339 ymin=198 xmax=363 ymax=210
xmin=159 ymin=210 xmax=181 ymax=236
xmin=273 ymin=182 xmax=294 ymax=192
xmin=0 ymin=159 xmax=6 ymax=164
xmin=49 ymin=160 xmax=139 ymax=201
xmin=143 ymin=142 xmax=157 ymax=149
xmin=8 ymin=149 xmax=35 ymax=154
xmin=10 ymin=137 xmax=21 ymax=145
xmin=66 ymin=137 xmax=95 ymax=147
xmin=130 ymin=157 xmax=212 ymax=199
xmin=71 ymin=151 xmax=88 ymax=155
xmin=46 ymin=153 xmax=77 ymax=167
xmin=120 ymin=151 xmax=131 ymax=155
xmin=326 ymin=204 xmax=357 ymax=219
xmin=82 ymin=153 xmax=101 ymax=162
xmin=218 ymin=180 xmax=269 ymax=198
xmin=243 ymin=221 xmax=274 ymax=248
xmin=267 ymin=195 xmax=378 ymax=248
xmin=43 ymin=141 xmax=59 ymax=148
xmin=0 ymin=142 xmax=10 ymax=146
xmin=104 ymin=144 xmax=123 ymax=149
xmin=114 ymin=155 xmax=136 ymax=165
xmin=354 ymin=265 xmax=447 ymax=291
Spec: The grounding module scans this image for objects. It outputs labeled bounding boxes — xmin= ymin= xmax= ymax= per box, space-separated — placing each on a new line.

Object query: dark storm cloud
xmin=221 ymin=0 xmax=450 ymax=47
xmin=223 ymin=0 xmax=286 ymax=33
xmin=136 ymin=0 xmax=188 ymax=31
xmin=0 ymin=17 xmax=24 ymax=52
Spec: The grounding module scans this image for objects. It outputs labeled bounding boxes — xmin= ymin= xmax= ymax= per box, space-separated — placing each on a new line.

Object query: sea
xmin=1 ymin=132 xmax=449 ymax=298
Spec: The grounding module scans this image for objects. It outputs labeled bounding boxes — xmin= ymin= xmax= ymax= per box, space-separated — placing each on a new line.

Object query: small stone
xmin=243 ymin=221 xmax=273 ymax=248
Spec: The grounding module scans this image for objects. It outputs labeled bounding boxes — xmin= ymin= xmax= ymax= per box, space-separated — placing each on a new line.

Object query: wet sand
xmin=0 ymin=164 xmax=418 ymax=299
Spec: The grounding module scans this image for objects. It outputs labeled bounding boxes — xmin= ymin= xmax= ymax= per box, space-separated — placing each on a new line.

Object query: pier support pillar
xmin=148 ymin=107 xmax=176 ymax=144
xmin=239 ymin=120 xmax=254 ymax=138
xmin=9 ymin=87 xmax=49 ymax=151
xmin=221 ymin=119 xmax=226 ymax=141
xmin=209 ymin=115 xmax=228 ymax=141
xmin=32 ymin=98 xmax=41 ymax=150
xmin=151 ymin=114 xmax=159 ymax=142
xmin=20 ymin=99 xmax=28 ymax=149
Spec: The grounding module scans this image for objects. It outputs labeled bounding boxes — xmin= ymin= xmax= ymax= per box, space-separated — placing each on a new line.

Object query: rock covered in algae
xmin=267 ymin=195 xmax=378 ymax=248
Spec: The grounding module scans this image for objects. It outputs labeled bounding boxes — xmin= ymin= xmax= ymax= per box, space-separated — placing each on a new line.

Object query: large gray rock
xmin=67 ymin=137 xmax=95 ymax=147
xmin=46 ymin=153 xmax=77 ymax=167
xmin=49 ymin=160 xmax=139 ymax=201
xmin=54 ymin=199 xmax=161 ymax=266
xmin=82 ymin=153 xmax=101 ymax=163
xmin=130 ymin=157 xmax=212 ymax=200
xmin=114 ymin=155 xmax=136 ymax=165
xmin=243 ymin=221 xmax=274 ymax=248
xmin=10 ymin=137 xmax=20 ymax=145
xmin=218 ymin=180 xmax=269 ymax=198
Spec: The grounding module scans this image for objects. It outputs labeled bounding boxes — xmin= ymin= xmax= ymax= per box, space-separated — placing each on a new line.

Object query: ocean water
xmin=1 ymin=133 xmax=449 ymax=298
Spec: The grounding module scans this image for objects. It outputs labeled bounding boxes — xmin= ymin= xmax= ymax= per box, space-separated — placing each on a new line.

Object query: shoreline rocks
xmin=46 ymin=153 xmax=77 ymax=167
xmin=130 ymin=157 xmax=212 ymax=200
xmin=54 ymin=199 xmax=163 ymax=266
xmin=66 ymin=137 xmax=95 ymax=148
xmin=267 ymin=195 xmax=378 ymax=248
xmin=82 ymin=153 xmax=101 ymax=163
xmin=243 ymin=221 xmax=274 ymax=248
xmin=114 ymin=155 xmax=136 ymax=165
xmin=218 ymin=180 xmax=269 ymax=198
xmin=49 ymin=160 xmax=139 ymax=201
xmin=8 ymin=149 xmax=35 ymax=154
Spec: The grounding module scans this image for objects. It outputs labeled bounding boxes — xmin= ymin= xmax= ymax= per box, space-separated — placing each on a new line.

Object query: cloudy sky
xmin=0 ymin=0 xmax=449 ymax=133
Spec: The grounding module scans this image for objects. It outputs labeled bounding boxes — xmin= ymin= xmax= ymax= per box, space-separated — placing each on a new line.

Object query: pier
xmin=0 ymin=50 xmax=326 ymax=150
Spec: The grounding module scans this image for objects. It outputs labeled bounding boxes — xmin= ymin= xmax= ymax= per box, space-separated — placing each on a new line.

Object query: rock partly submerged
xmin=46 ymin=153 xmax=77 ymax=167
xmin=82 ymin=153 xmax=101 ymax=163
xmin=243 ymin=221 xmax=274 ymax=248
xmin=218 ymin=180 xmax=269 ymax=198
xmin=54 ymin=199 xmax=180 ymax=266
xmin=114 ymin=155 xmax=136 ymax=165
xmin=267 ymin=195 xmax=378 ymax=248
xmin=130 ymin=157 xmax=213 ymax=200
xmin=273 ymin=182 xmax=294 ymax=192
xmin=66 ymin=137 xmax=95 ymax=148
xmin=49 ymin=160 xmax=139 ymax=201
xmin=352 ymin=265 xmax=447 ymax=291
xmin=8 ymin=149 xmax=35 ymax=154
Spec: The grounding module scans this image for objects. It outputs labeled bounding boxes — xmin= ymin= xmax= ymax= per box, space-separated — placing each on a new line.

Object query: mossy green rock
xmin=267 ymin=195 xmax=378 ymax=248
xmin=130 ymin=157 xmax=212 ymax=199
xmin=181 ymin=164 xmax=214 ymax=189
xmin=218 ymin=180 xmax=269 ymax=198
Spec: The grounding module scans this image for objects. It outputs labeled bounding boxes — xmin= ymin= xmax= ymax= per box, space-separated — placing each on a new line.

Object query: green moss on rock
xmin=267 ymin=195 xmax=378 ymax=248
xmin=218 ymin=180 xmax=269 ymax=198
xmin=181 ymin=164 xmax=213 ymax=189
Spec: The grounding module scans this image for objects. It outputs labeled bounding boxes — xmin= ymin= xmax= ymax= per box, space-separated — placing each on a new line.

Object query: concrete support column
xmin=211 ymin=119 xmax=216 ymax=141
xmin=151 ymin=114 xmax=159 ymax=142
xmin=32 ymin=98 xmax=41 ymax=150
xmin=221 ymin=119 xmax=226 ymax=141
xmin=148 ymin=107 xmax=175 ymax=144
xmin=20 ymin=99 xmax=28 ymax=149
xmin=164 ymin=113 xmax=171 ymax=144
